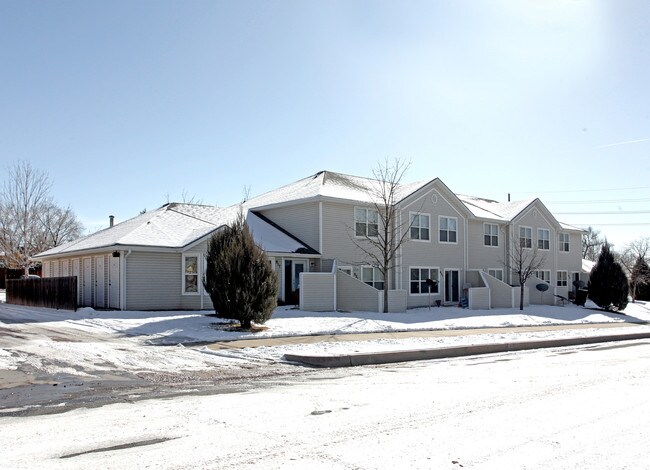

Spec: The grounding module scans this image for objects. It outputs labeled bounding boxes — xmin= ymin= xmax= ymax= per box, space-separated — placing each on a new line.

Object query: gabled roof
xmin=457 ymin=195 xmax=583 ymax=232
xmin=36 ymin=203 xmax=316 ymax=258
xmin=456 ymin=195 xmax=536 ymax=222
xmin=243 ymin=170 xmax=429 ymax=210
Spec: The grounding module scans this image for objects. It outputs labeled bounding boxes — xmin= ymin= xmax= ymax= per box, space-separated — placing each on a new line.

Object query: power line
xmin=503 ymin=186 xmax=650 ymax=196
xmin=555 ymin=210 xmax=650 ymax=215
xmin=547 ymin=197 xmax=650 ymax=205
xmin=574 ymin=222 xmax=650 ymax=226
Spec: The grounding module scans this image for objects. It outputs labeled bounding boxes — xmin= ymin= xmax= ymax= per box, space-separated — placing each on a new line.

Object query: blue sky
xmin=1 ymin=1 xmax=648 ymax=248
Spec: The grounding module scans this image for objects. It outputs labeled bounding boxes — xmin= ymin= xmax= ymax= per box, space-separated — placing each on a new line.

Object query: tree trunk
xmin=383 ymin=285 xmax=389 ymax=313
xmin=241 ymin=318 xmax=252 ymax=330
xmin=519 ymin=284 xmax=524 ymax=310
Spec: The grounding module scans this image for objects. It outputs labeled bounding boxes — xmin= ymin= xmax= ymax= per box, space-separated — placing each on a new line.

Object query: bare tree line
xmin=0 ymin=161 xmax=83 ymax=273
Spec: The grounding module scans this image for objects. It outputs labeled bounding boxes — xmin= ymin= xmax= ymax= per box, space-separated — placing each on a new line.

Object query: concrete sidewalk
xmin=204 ymin=321 xmax=650 ymax=368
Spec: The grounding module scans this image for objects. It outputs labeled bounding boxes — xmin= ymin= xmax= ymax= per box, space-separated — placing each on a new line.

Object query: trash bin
xmin=575 ymin=288 xmax=588 ymax=306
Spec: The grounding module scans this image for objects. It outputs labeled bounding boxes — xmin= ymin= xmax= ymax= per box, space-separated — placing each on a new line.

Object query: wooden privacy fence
xmin=6 ymin=277 xmax=78 ymax=311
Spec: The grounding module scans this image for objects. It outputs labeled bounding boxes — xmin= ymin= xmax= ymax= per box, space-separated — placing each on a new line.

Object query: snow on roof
xmin=243 ymin=170 xmax=429 ymax=209
xmin=456 ymin=195 xmax=536 ymax=222
xmin=37 ymin=203 xmax=315 ymax=258
xmin=582 ymin=259 xmax=596 ymax=273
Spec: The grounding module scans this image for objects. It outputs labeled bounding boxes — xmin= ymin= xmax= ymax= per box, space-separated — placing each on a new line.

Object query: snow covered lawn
xmin=1 ymin=300 xmax=649 ymax=376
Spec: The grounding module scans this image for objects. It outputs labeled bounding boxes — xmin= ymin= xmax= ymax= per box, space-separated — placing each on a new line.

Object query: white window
xmin=355 ymin=207 xmax=379 ymax=238
xmin=535 ymin=270 xmax=550 ymax=283
xmin=559 ymin=233 xmax=570 ymax=252
xmin=439 ymin=216 xmax=457 ymax=243
xmin=183 ymin=253 xmax=200 ymax=294
xmin=409 ymin=213 xmax=430 ymax=241
xmin=410 ymin=267 xmax=440 ymax=294
xmin=362 ymin=266 xmax=384 ymax=290
xmin=519 ymin=226 xmax=532 ymax=249
xmin=484 ymin=223 xmax=499 ymax=247
xmin=487 ymin=269 xmax=503 ymax=281
xmin=557 ymin=271 xmax=568 ymax=287
xmin=537 ymin=228 xmax=550 ymax=250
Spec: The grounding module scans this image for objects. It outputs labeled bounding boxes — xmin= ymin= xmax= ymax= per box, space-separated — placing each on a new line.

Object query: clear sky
xmin=1 ymin=1 xmax=648 ymax=249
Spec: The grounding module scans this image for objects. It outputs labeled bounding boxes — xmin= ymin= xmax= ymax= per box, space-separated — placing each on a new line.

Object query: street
xmin=2 ymin=340 xmax=649 ymax=469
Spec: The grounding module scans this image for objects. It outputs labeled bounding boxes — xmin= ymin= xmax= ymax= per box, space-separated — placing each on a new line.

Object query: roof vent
xmin=109 ymin=215 xmax=114 ymax=228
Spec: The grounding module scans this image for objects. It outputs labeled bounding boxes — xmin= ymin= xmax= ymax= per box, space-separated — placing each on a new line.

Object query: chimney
xmin=507 ymin=193 xmax=511 ymax=202
xmin=109 ymin=215 xmax=114 ymax=228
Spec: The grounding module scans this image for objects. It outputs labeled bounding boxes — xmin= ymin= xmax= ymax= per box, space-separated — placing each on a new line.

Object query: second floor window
xmin=538 ymin=229 xmax=550 ymax=250
xmin=355 ymin=208 xmax=379 ymax=238
xmin=520 ymin=226 xmax=532 ymax=248
xmin=559 ymin=233 xmax=570 ymax=252
xmin=484 ymin=223 xmax=498 ymax=246
xmin=439 ymin=216 xmax=457 ymax=243
xmin=410 ymin=213 xmax=430 ymax=240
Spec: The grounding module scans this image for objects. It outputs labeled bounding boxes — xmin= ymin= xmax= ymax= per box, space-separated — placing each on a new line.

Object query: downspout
xmin=120 ymin=250 xmax=131 ymax=310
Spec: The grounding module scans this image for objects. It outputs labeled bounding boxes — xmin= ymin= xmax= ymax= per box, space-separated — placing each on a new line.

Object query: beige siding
xmin=468 ymin=288 xmax=490 ymax=309
xmin=300 ymin=273 xmax=336 ymax=311
xmin=336 ymin=271 xmax=379 ymax=312
xmin=397 ymin=188 xmax=467 ymax=308
xmin=512 ymin=206 xmax=557 ymax=284
xmin=258 ymin=202 xmax=320 ymax=251
xmin=126 ymin=252 xmax=183 ymax=310
xmin=321 ymin=201 xmax=373 ymax=268
xmin=467 ymin=220 xmax=506 ymax=272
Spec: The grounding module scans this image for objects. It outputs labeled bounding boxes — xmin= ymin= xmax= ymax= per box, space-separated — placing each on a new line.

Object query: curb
xmin=283 ymin=332 xmax=650 ymax=367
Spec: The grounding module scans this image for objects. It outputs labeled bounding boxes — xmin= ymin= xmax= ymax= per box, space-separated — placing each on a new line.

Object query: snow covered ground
xmin=1 ymin=299 xmax=649 ymax=377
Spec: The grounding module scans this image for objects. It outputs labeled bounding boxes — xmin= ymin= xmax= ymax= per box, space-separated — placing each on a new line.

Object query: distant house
xmin=35 ymin=171 xmax=583 ymax=311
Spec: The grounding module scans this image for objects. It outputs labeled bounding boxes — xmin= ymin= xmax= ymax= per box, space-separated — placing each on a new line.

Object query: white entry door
xmin=95 ymin=256 xmax=105 ymax=308
xmin=109 ymin=255 xmax=120 ymax=309
xmin=82 ymin=257 xmax=92 ymax=306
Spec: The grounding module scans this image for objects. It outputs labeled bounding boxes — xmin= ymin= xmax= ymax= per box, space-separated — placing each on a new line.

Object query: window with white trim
xmin=519 ymin=226 xmax=532 ymax=248
xmin=484 ymin=223 xmax=498 ymax=247
xmin=183 ymin=253 xmax=200 ymax=294
xmin=355 ymin=207 xmax=379 ymax=238
xmin=537 ymin=228 xmax=550 ymax=250
xmin=559 ymin=233 xmax=570 ymax=252
xmin=410 ymin=267 xmax=439 ymax=294
xmin=535 ymin=270 xmax=551 ymax=283
xmin=487 ymin=269 xmax=503 ymax=281
xmin=557 ymin=271 xmax=568 ymax=287
xmin=362 ymin=266 xmax=384 ymax=290
xmin=409 ymin=213 xmax=430 ymax=241
xmin=439 ymin=216 xmax=457 ymax=243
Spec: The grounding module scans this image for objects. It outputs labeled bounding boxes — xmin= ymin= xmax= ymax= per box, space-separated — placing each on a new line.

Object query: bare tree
xmin=504 ymin=236 xmax=547 ymax=310
xmin=617 ymin=237 xmax=650 ymax=302
xmin=582 ymin=226 xmax=605 ymax=261
xmin=36 ymin=203 xmax=84 ymax=250
xmin=351 ymin=158 xmax=414 ymax=313
xmin=0 ymin=161 xmax=83 ymax=274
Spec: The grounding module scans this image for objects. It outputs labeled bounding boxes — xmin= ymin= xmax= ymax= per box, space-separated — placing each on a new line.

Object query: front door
xmin=109 ymin=255 xmax=120 ymax=309
xmin=445 ymin=269 xmax=460 ymax=304
xmin=283 ymin=260 xmax=307 ymax=304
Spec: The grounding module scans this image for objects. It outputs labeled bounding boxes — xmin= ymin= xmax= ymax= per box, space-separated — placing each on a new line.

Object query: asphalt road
xmin=2 ymin=341 xmax=649 ymax=469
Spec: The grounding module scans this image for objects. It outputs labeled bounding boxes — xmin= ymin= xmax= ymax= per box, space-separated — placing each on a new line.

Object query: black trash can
xmin=575 ymin=288 xmax=588 ymax=306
